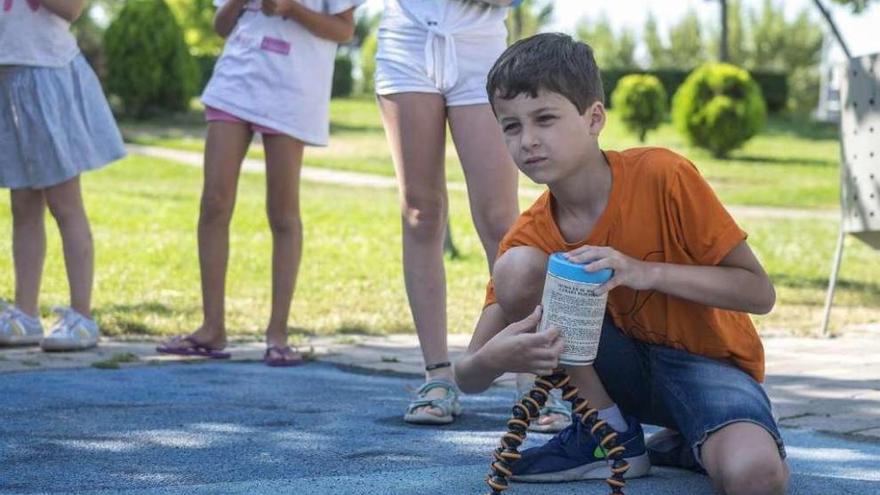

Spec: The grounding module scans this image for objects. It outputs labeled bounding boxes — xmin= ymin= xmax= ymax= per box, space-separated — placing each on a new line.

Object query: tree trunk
xmin=720 ymin=0 xmax=730 ymax=62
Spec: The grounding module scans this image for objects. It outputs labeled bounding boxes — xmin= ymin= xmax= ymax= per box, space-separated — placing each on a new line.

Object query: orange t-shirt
xmin=484 ymin=147 xmax=765 ymax=381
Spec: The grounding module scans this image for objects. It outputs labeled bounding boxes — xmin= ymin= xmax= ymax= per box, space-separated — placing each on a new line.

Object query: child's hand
xmin=480 ymin=306 xmax=564 ymax=377
xmin=261 ymin=0 xmax=295 ymax=17
xmin=565 ymin=245 xmax=654 ymax=295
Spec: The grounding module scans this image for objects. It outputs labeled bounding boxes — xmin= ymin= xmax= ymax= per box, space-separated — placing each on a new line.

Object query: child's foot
xmin=156 ymin=328 xmax=229 ymax=358
xmin=516 ymin=374 xmax=571 ymax=432
xmin=263 ymin=330 xmax=303 ymax=367
xmin=528 ymin=394 xmax=572 ymax=433
xmin=510 ymin=414 xmax=651 ymax=482
xmin=517 ymin=386 xmax=571 ymax=433
xmin=404 ymin=378 xmax=462 ymax=425
xmin=0 ymin=303 xmax=44 ymax=346
xmin=40 ymin=307 xmax=99 ymax=352
xmin=263 ymin=346 xmax=303 ymax=366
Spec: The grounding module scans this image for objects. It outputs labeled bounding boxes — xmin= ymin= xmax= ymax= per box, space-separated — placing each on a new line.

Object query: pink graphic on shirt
xmin=4 ymin=0 xmax=40 ymax=12
xmin=260 ymin=36 xmax=291 ymax=55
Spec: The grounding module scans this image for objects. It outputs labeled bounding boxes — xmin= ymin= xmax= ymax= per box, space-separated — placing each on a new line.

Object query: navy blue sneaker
xmin=511 ymin=414 xmax=651 ymax=482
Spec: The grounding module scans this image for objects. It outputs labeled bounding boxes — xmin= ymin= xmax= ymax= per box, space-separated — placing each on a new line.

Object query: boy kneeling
xmin=454 ymin=33 xmax=788 ymax=495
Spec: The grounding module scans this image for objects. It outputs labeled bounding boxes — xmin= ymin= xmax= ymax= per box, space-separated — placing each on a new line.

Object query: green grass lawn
xmin=0 ymin=156 xmax=491 ymax=340
xmin=0 ymin=155 xmax=876 ymax=339
xmin=122 ymin=96 xmax=842 ymax=209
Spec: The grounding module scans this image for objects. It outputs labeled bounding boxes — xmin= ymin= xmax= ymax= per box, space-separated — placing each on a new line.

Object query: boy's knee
xmin=716 ymin=452 xmax=788 ymax=495
xmin=493 ymin=246 xmax=547 ymax=319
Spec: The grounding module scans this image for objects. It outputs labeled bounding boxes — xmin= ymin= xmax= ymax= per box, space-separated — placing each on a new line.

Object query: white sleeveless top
xmin=0 ymin=0 xmax=79 ymax=67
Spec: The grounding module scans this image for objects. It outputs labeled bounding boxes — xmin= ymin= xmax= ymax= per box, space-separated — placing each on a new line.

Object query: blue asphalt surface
xmin=1 ymin=362 xmax=878 ymax=494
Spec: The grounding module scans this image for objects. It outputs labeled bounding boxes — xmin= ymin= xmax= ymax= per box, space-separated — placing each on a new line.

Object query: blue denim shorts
xmin=592 ymin=316 xmax=786 ymax=466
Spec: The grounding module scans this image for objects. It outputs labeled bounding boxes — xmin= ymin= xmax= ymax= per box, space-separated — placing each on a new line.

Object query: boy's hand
xmin=479 ymin=306 xmax=564 ymax=377
xmin=261 ymin=0 xmax=295 ymax=16
xmin=565 ymin=245 xmax=654 ymax=295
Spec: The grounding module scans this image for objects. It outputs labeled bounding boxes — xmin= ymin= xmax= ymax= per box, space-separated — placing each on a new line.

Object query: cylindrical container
xmin=538 ymin=252 xmax=613 ymax=366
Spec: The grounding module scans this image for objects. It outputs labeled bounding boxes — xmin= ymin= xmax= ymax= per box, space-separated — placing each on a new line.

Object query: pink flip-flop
xmin=156 ymin=336 xmax=231 ymax=359
xmin=264 ymin=345 xmax=303 ymax=367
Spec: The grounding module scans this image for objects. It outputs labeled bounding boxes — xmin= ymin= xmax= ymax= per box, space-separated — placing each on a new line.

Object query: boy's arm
xmin=568 ymin=240 xmax=776 ymax=315
xmin=262 ymin=0 xmax=356 ymax=44
xmin=454 ymin=305 xmax=563 ymax=394
xmin=40 ymin=0 xmax=87 ymax=22
xmin=215 ymin=0 xmax=250 ymax=38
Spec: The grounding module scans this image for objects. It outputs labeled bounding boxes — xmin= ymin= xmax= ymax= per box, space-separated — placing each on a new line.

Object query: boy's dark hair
xmin=487 ymin=33 xmax=604 ymax=114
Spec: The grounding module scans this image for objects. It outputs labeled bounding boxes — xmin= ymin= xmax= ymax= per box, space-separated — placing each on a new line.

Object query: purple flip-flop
xmin=264 ymin=345 xmax=303 ymax=367
xmin=156 ymin=336 xmax=231 ymax=359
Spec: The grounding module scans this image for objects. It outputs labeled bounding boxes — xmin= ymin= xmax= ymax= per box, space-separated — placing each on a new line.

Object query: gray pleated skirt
xmin=0 ymin=54 xmax=126 ymax=189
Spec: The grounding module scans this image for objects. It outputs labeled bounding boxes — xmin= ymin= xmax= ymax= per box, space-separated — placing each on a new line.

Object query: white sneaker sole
xmin=0 ymin=335 xmax=43 ymax=347
xmin=40 ymin=338 xmax=98 ymax=352
xmin=0 ymin=334 xmax=43 ymax=346
xmin=511 ymin=452 xmax=651 ymax=483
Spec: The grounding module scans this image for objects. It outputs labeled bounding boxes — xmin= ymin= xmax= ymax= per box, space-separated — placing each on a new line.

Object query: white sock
xmin=597 ymin=404 xmax=628 ymax=432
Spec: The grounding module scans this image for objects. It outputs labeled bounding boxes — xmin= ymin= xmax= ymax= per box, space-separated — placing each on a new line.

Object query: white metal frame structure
xmin=821 ymin=52 xmax=880 ymax=336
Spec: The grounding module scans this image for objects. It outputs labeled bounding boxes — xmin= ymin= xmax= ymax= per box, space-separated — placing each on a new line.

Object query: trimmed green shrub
xmin=602 ymin=68 xmax=787 ymax=113
xmin=104 ymin=0 xmax=199 ymax=118
xmin=360 ymin=32 xmax=377 ymax=94
xmin=332 ymin=54 xmax=354 ymax=98
xmin=603 ymin=69 xmax=687 ymax=108
xmin=672 ymin=63 xmax=766 ymax=158
xmin=610 ymin=74 xmax=667 ymax=142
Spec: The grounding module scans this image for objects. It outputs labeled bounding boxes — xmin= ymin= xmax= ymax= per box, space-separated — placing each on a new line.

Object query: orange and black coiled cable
xmin=486 ymin=369 xmax=630 ymax=495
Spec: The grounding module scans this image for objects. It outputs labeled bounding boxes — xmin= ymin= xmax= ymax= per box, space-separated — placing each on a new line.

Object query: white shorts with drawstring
xmin=374 ymin=26 xmax=507 ymax=107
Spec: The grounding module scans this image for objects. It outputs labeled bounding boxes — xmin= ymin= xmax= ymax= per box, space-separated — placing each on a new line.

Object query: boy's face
xmin=493 ymin=89 xmax=605 ymax=185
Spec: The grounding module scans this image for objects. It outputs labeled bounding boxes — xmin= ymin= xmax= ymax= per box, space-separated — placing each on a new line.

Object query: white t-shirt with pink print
xmin=0 ymin=0 xmax=80 ymax=67
xmin=202 ymin=0 xmax=363 ymax=146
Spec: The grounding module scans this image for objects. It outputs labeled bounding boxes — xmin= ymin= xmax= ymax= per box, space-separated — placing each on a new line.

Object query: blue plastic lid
xmin=547 ymin=252 xmax=613 ymax=284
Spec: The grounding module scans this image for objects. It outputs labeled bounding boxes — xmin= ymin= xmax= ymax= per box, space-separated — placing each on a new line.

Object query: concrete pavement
xmin=1 ymin=361 xmax=879 ymax=494
xmin=2 ymin=330 xmax=879 ymax=441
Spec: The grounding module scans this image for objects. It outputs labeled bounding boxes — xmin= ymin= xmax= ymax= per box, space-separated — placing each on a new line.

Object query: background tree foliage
xmin=829 ymin=0 xmax=877 ymax=13
xmin=506 ymin=0 xmax=554 ymax=42
xmin=576 ymin=15 xmax=638 ymax=70
xmin=166 ymin=0 xmax=222 ymax=56
xmin=643 ymin=10 xmax=708 ymax=69
xmin=705 ymin=0 xmax=823 ymax=112
xmin=104 ymin=0 xmax=199 ymax=117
